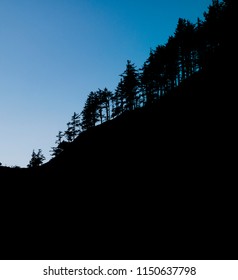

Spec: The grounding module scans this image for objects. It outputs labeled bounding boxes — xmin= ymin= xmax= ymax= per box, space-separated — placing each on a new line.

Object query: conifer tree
xmin=174 ymin=18 xmax=196 ymax=81
xmin=97 ymin=88 xmax=113 ymax=123
xmin=70 ymin=112 xmax=81 ymax=140
xmin=81 ymin=91 xmax=99 ymax=130
xmin=120 ymin=60 xmax=140 ymax=111
xmin=111 ymin=79 xmax=125 ymax=118
xmin=50 ymin=131 xmax=64 ymax=157
xmin=64 ymin=112 xmax=81 ymax=142
xmin=27 ymin=149 xmax=45 ymax=168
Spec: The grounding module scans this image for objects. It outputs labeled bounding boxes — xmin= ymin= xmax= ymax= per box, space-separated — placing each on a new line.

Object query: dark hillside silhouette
xmin=0 ymin=0 xmax=236 ymax=260
xmin=1 ymin=47 xmax=235 ymax=259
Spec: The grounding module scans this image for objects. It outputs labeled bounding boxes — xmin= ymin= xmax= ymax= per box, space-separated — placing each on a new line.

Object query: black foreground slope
xmin=0 ymin=47 xmax=236 ymax=260
xmin=7 ymin=48 xmax=234 ymax=185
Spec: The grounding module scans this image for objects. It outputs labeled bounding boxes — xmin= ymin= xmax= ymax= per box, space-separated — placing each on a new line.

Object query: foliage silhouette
xmin=46 ymin=0 xmax=231 ymax=161
xmin=27 ymin=149 xmax=45 ymax=168
xmin=65 ymin=112 xmax=81 ymax=141
xmin=50 ymin=131 xmax=64 ymax=157
xmin=60 ymin=0 xmax=229 ymax=138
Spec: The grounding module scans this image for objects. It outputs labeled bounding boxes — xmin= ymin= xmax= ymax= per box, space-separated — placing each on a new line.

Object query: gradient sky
xmin=0 ymin=0 xmax=212 ymax=167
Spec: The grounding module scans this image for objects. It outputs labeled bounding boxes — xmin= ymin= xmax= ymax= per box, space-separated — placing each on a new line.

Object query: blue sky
xmin=0 ymin=0 xmax=212 ymax=167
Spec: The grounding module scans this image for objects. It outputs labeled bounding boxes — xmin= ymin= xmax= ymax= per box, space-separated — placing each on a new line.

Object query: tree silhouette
xmin=70 ymin=112 xmax=81 ymax=140
xmin=50 ymin=131 xmax=64 ymax=157
xmin=64 ymin=112 xmax=81 ymax=142
xmin=194 ymin=17 xmax=206 ymax=71
xmin=164 ymin=35 xmax=179 ymax=90
xmin=111 ymin=79 xmax=125 ymax=118
xmin=203 ymin=0 xmax=224 ymax=50
xmin=174 ymin=18 xmax=196 ymax=81
xmin=97 ymin=88 xmax=113 ymax=123
xmin=140 ymin=45 xmax=170 ymax=103
xmin=81 ymin=91 xmax=99 ymax=130
xmin=64 ymin=122 xmax=73 ymax=142
xmin=140 ymin=49 xmax=158 ymax=106
xmin=27 ymin=149 xmax=45 ymax=168
xmin=120 ymin=60 xmax=139 ymax=111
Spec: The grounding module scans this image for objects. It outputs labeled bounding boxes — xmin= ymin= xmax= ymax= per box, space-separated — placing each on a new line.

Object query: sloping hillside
xmin=0 ymin=44 xmax=236 ymax=260
xmin=38 ymin=46 xmax=234 ymax=185
xmin=0 ymin=46 xmax=235 ymax=187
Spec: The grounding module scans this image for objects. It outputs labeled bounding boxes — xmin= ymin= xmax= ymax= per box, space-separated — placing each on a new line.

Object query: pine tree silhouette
xmin=50 ymin=131 xmax=64 ymax=157
xmin=27 ymin=149 xmax=45 ymax=168
xmin=46 ymin=0 xmax=232 ymax=164
xmin=81 ymin=91 xmax=100 ymax=130
xmin=120 ymin=60 xmax=139 ymax=111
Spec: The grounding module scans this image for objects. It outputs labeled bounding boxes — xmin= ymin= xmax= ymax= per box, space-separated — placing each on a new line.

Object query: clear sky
xmin=0 ymin=0 xmax=212 ymax=167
